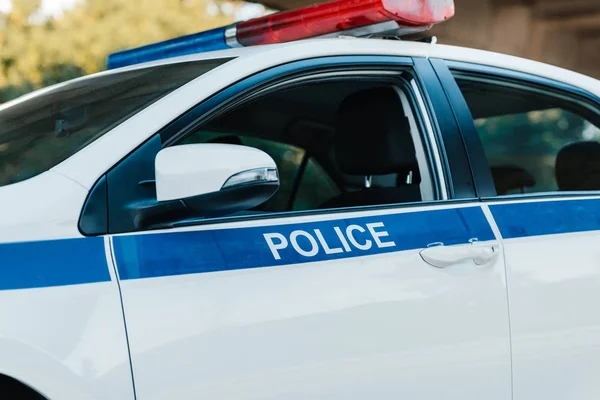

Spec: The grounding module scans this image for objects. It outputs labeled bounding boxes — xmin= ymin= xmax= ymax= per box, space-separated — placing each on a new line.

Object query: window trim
xmin=409 ymin=79 xmax=447 ymax=200
xmin=413 ymin=57 xmax=477 ymax=200
xmin=82 ymin=55 xmax=474 ymax=236
xmin=437 ymin=58 xmax=600 ymax=202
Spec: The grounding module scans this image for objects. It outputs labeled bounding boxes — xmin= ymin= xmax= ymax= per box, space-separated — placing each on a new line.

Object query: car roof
xmin=3 ymin=37 xmax=600 ymax=111
xmin=109 ymin=37 xmax=600 ymax=96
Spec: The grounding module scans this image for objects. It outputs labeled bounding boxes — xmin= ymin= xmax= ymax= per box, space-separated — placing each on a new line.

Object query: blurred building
xmin=253 ymin=0 xmax=600 ymax=79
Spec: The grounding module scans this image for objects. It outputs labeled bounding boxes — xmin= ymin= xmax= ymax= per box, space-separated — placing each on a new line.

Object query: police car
xmin=2 ymin=0 xmax=600 ymax=398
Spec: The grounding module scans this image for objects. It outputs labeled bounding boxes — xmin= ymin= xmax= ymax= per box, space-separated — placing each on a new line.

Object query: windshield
xmin=0 ymin=58 xmax=232 ymax=187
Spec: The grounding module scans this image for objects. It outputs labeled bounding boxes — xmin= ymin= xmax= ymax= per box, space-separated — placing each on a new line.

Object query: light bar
xmin=107 ymin=27 xmax=230 ymax=70
xmin=236 ymin=0 xmax=454 ymax=46
xmin=107 ymin=0 xmax=454 ymax=69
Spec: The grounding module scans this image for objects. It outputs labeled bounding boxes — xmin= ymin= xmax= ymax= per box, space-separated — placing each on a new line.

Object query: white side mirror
xmin=155 ymin=143 xmax=279 ymax=218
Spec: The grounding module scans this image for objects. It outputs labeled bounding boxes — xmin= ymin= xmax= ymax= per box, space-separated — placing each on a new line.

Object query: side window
xmin=455 ymin=77 xmax=600 ymax=195
xmin=98 ymin=72 xmax=446 ymax=235
xmin=180 ymin=78 xmax=437 ymax=214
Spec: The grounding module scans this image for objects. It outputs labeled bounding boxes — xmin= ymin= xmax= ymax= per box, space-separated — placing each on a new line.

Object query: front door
xmin=108 ymin=59 xmax=512 ymax=399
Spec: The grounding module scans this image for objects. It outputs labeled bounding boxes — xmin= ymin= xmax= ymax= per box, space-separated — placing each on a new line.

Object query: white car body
xmin=1 ymin=37 xmax=600 ymax=400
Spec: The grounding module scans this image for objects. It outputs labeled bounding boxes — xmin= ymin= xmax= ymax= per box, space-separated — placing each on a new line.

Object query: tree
xmin=1 ymin=0 xmax=242 ymax=102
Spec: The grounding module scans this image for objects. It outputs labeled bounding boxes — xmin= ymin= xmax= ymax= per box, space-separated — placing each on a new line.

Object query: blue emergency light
xmin=107 ymin=27 xmax=231 ymax=69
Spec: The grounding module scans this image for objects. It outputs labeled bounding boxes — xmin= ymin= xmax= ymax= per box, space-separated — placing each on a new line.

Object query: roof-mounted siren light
xmin=107 ymin=0 xmax=454 ymax=70
xmin=235 ymin=0 xmax=455 ymax=46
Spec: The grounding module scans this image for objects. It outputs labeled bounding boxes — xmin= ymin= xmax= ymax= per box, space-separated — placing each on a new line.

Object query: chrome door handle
xmin=419 ymin=242 xmax=499 ymax=269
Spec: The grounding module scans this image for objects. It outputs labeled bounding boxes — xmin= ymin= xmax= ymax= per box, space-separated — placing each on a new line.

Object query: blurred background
xmin=1 ymin=0 xmax=599 ymax=104
xmin=0 ymin=0 xmax=273 ymax=103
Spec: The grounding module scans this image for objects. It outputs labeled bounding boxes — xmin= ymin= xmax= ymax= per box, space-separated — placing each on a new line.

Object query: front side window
xmin=100 ymin=71 xmax=444 ymax=235
xmin=0 ymin=58 xmax=231 ymax=187
xmin=181 ymin=78 xmax=435 ymax=214
xmin=456 ymin=77 xmax=600 ymax=195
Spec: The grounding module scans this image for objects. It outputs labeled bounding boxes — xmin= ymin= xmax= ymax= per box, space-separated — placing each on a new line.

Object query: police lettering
xmin=263 ymin=222 xmax=396 ymax=260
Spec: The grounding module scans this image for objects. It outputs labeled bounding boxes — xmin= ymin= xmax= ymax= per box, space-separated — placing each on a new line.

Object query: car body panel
xmin=112 ymin=203 xmax=511 ymax=400
xmin=0 ymin=237 xmax=134 ymax=399
xmin=0 ymin=171 xmax=87 ymax=243
xmin=488 ymin=196 xmax=600 ymax=400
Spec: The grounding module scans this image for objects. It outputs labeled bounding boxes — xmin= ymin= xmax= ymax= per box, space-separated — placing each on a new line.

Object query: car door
xmin=103 ymin=56 xmax=512 ymax=400
xmin=438 ymin=58 xmax=600 ymax=400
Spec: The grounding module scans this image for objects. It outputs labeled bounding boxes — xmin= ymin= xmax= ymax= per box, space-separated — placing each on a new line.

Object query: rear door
xmin=105 ymin=57 xmax=512 ymax=399
xmin=438 ymin=58 xmax=600 ymax=400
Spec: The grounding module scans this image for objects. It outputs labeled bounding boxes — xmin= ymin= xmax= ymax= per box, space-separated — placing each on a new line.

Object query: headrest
xmin=334 ymin=87 xmax=417 ymax=176
xmin=491 ymin=165 xmax=535 ymax=195
xmin=556 ymin=141 xmax=600 ymax=191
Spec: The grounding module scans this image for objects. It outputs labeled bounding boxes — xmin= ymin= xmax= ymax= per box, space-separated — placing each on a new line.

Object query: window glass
xmin=457 ymin=78 xmax=600 ymax=195
xmin=293 ymin=158 xmax=341 ymax=211
xmin=175 ymin=81 xmax=431 ymax=220
xmin=0 ymin=58 xmax=231 ymax=187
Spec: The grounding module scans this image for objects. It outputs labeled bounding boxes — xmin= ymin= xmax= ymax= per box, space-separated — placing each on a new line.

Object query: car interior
xmin=458 ymin=79 xmax=600 ymax=195
xmin=182 ymin=78 xmax=435 ymax=214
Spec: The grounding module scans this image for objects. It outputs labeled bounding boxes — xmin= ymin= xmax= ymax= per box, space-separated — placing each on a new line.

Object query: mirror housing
xmin=155 ymin=143 xmax=279 ymax=219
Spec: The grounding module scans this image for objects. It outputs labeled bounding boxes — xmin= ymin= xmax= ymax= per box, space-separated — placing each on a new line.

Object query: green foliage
xmin=0 ymin=0 xmax=239 ymax=102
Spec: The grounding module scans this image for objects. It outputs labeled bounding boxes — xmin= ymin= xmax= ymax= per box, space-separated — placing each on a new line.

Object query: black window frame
xmin=80 ymin=55 xmax=476 ymax=236
xmin=433 ymin=58 xmax=600 ymax=202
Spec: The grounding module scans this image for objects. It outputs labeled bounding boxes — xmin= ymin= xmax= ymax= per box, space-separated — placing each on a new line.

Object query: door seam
xmin=105 ymin=236 xmax=138 ymax=400
xmin=481 ymin=203 xmax=514 ymax=400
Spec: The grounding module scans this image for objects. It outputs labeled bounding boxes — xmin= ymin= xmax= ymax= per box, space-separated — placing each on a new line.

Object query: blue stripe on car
xmin=489 ymin=199 xmax=600 ymax=239
xmin=5 ymin=199 xmax=600 ymax=290
xmin=112 ymin=206 xmax=495 ymax=280
xmin=13 ymin=198 xmax=600 ymax=290
xmin=0 ymin=237 xmax=110 ymax=290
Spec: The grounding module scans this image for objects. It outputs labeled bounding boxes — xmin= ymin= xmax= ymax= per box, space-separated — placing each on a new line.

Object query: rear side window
xmin=0 ymin=58 xmax=231 ymax=187
xmin=455 ymin=77 xmax=600 ymax=195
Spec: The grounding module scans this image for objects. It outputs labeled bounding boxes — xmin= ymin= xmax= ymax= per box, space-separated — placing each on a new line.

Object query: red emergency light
xmin=236 ymin=0 xmax=455 ymax=46
xmin=108 ymin=0 xmax=454 ymax=69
